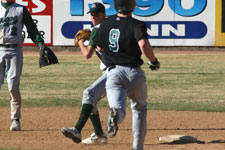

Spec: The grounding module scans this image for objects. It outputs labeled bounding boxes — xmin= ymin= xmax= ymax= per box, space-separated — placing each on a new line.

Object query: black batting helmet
xmin=114 ymin=0 xmax=136 ymax=13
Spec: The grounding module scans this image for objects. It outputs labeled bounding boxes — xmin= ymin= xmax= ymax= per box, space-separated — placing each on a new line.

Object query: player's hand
xmin=148 ymin=58 xmax=160 ymax=71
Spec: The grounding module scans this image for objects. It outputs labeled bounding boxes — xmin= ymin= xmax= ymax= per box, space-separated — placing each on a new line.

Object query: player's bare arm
xmin=138 ymin=38 xmax=160 ymax=71
xmin=138 ymin=38 xmax=157 ymax=62
xmin=78 ymin=39 xmax=95 ymax=59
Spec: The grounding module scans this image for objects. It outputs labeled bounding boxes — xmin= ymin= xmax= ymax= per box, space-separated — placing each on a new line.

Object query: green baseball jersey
xmin=0 ymin=1 xmax=44 ymax=46
xmin=89 ymin=24 xmax=106 ymax=66
xmin=88 ymin=27 xmax=98 ymax=47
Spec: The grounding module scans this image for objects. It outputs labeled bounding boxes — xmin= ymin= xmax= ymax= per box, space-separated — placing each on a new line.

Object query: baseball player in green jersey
xmin=94 ymin=0 xmax=160 ymax=149
xmin=0 ymin=0 xmax=54 ymax=131
xmin=61 ymin=2 xmax=107 ymax=144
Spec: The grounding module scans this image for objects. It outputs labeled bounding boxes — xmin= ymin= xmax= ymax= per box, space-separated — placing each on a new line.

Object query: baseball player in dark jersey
xmin=94 ymin=0 xmax=160 ymax=149
xmin=61 ymin=2 xmax=108 ymax=144
xmin=0 ymin=0 xmax=52 ymax=131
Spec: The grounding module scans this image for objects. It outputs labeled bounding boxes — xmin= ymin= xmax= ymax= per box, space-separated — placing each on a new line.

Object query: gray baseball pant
xmin=82 ymin=71 xmax=106 ymax=114
xmin=106 ymin=65 xmax=147 ymax=150
xmin=0 ymin=47 xmax=23 ymax=120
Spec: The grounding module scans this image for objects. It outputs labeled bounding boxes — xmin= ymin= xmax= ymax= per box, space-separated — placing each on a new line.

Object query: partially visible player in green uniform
xmin=0 ymin=0 xmax=53 ymax=131
xmin=61 ymin=2 xmax=108 ymax=144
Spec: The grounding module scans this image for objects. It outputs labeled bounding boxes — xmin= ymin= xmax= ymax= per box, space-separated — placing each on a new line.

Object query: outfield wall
xmin=13 ymin=0 xmax=225 ymax=46
xmin=215 ymin=0 xmax=225 ymax=46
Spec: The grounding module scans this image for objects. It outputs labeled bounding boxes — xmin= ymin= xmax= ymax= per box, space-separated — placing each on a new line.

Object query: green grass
xmin=144 ymin=53 xmax=225 ymax=111
xmin=0 ymin=51 xmax=225 ymax=112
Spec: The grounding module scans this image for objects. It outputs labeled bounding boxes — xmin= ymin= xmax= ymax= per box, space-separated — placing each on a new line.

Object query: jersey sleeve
xmin=23 ymin=6 xmax=44 ymax=46
xmin=133 ymin=21 xmax=148 ymax=42
xmin=88 ymin=27 xmax=98 ymax=47
xmin=93 ymin=24 xmax=104 ymax=49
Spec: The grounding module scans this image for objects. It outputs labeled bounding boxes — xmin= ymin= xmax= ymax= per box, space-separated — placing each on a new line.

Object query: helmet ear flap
xmin=114 ymin=0 xmax=136 ymax=13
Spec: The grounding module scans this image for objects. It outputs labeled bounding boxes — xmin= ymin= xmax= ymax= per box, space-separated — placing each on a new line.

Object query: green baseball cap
xmin=87 ymin=2 xmax=105 ymax=14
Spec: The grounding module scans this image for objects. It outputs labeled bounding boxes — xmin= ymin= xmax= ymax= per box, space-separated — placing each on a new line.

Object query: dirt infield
xmin=0 ymin=49 xmax=224 ymax=150
xmin=1 ymin=107 xmax=225 ymax=150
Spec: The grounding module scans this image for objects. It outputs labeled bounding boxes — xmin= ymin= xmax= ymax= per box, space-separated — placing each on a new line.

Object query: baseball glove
xmin=147 ymin=58 xmax=160 ymax=71
xmin=74 ymin=29 xmax=91 ymax=46
xmin=39 ymin=45 xmax=59 ymax=68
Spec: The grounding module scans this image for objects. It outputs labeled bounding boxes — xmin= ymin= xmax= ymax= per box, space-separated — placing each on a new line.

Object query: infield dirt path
xmin=1 ymin=49 xmax=225 ymax=150
xmin=1 ymin=108 xmax=225 ymax=150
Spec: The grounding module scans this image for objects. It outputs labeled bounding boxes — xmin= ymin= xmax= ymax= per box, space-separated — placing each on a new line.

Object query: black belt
xmin=0 ymin=44 xmax=18 ymax=48
xmin=108 ymin=65 xmax=116 ymax=71
xmin=107 ymin=65 xmax=139 ymax=71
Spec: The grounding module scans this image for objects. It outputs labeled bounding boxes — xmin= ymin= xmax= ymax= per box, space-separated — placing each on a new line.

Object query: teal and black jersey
xmin=94 ymin=14 xmax=148 ymax=67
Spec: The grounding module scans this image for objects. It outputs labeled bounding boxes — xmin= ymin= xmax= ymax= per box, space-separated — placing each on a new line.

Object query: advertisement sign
xmin=215 ymin=0 xmax=225 ymax=46
xmin=14 ymin=0 xmax=215 ymax=46
xmin=54 ymin=0 xmax=214 ymax=46
xmin=15 ymin=0 xmax=52 ymax=45
xmin=134 ymin=0 xmax=213 ymax=46
xmin=53 ymin=0 xmax=94 ymax=46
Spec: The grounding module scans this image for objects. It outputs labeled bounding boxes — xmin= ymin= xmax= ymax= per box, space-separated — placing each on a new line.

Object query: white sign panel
xmin=15 ymin=0 xmax=53 ymax=46
xmin=23 ymin=16 xmax=51 ymax=44
xmin=53 ymin=0 xmax=214 ymax=46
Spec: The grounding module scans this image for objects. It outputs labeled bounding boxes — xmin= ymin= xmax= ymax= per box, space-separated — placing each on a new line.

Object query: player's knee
xmin=8 ymin=85 xmax=19 ymax=95
xmin=82 ymin=88 xmax=95 ymax=102
xmin=9 ymin=91 xmax=22 ymax=105
xmin=10 ymin=97 xmax=22 ymax=105
xmin=83 ymin=88 xmax=94 ymax=98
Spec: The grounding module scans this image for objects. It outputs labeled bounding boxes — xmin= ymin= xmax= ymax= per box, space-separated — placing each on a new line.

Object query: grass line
xmin=0 ymin=52 xmax=225 ymax=112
